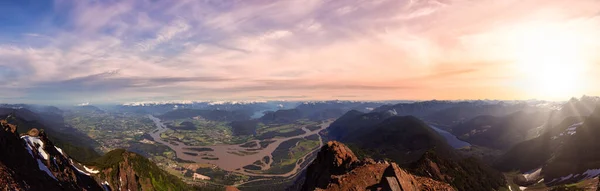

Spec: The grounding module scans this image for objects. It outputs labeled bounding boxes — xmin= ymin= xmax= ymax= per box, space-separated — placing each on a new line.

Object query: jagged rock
xmin=301 ymin=141 xmax=359 ymax=191
xmin=386 ymin=163 xmax=419 ymax=191
xmin=300 ymin=141 xmax=455 ymax=191
xmin=363 ymin=158 xmax=376 ymax=164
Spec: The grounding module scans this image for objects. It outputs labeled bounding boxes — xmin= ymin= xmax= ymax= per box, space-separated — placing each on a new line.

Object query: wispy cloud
xmin=137 ymin=19 xmax=191 ymax=51
xmin=0 ymin=0 xmax=599 ymax=103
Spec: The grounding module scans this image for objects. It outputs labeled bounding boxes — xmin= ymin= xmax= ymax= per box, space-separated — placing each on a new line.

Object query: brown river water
xmin=148 ymin=115 xmax=330 ymax=177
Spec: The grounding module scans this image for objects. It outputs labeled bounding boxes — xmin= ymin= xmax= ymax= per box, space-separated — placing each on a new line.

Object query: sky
xmin=1 ymin=0 xmax=600 ymax=104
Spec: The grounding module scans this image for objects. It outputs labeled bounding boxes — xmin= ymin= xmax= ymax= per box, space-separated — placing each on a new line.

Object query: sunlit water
xmin=429 ymin=125 xmax=471 ymax=149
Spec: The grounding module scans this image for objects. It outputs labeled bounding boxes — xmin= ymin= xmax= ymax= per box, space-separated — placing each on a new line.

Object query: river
xmin=148 ymin=115 xmax=330 ymax=177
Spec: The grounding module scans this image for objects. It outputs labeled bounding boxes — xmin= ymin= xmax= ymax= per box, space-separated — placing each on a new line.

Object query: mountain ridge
xmin=0 ymin=114 xmax=189 ymax=191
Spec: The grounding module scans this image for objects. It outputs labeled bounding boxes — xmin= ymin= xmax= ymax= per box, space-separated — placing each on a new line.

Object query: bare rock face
xmin=97 ymin=152 xmax=147 ymax=191
xmin=323 ymin=141 xmax=359 ymax=172
xmin=301 ymin=141 xmax=359 ymax=191
xmin=300 ymin=141 xmax=455 ymax=191
xmin=225 ymin=186 xmax=241 ymax=191
xmin=386 ymin=163 xmax=420 ymax=191
xmin=120 ymin=155 xmax=143 ymax=191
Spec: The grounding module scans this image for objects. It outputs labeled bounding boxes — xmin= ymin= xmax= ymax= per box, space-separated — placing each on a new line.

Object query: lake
xmin=429 ymin=125 xmax=471 ymax=149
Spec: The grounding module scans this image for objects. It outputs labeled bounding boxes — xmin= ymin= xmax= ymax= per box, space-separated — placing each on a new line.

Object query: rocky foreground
xmin=300 ymin=141 xmax=455 ymax=191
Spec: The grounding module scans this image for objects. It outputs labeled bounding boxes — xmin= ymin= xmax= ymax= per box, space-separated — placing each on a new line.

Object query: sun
xmin=511 ymin=24 xmax=589 ymax=99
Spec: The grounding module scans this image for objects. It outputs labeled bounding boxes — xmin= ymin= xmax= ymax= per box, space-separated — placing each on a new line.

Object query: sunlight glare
xmin=511 ymin=23 xmax=589 ymax=99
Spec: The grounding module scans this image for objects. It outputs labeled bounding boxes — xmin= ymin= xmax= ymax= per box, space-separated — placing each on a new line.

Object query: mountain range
xmin=2 ymin=97 xmax=600 ymax=190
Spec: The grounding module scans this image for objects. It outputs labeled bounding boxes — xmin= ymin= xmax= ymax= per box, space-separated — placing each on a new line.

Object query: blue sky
xmin=1 ymin=0 xmax=599 ymax=105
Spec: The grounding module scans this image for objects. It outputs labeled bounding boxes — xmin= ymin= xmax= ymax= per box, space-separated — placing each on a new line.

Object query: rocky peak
xmin=322 ymin=141 xmax=359 ymax=172
xmin=300 ymin=141 xmax=454 ymax=191
xmin=300 ymin=141 xmax=359 ymax=191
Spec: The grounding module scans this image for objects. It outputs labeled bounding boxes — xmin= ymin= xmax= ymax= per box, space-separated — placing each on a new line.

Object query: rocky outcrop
xmin=92 ymin=149 xmax=189 ymax=191
xmin=96 ymin=151 xmax=153 ymax=191
xmin=300 ymin=141 xmax=455 ymax=191
xmin=0 ymin=116 xmax=102 ymax=191
xmin=300 ymin=141 xmax=359 ymax=190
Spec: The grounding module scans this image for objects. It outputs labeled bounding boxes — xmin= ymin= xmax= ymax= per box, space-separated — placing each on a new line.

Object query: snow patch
xmin=101 ymin=181 xmax=110 ymax=191
xmin=387 ymin=109 xmax=398 ymax=115
xmin=581 ymin=168 xmax=600 ymax=179
xmin=70 ymin=159 xmax=90 ymax=176
xmin=55 ymin=146 xmax=64 ymax=155
xmin=84 ymin=166 xmax=99 ymax=174
xmin=548 ymin=174 xmax=574 ymax=184
xmin=523 ymin=167 xmax=542 ymax=181
xmin=559 ymin=122 xmax=584 ymax=136
xmin=24 ymin=141 xmax=34 ymax=157
xmin=37 ymin=159 xmax=57 ymax=180
xmin=21 ymin=135 xmax=49 ymax=160
xmin=52 ymin=157 xmax=59 ymax=168
xmin=537 ymin=178 xmax=544 ymax=184
xmin=122 ymin=100 xmax=268 ymax=106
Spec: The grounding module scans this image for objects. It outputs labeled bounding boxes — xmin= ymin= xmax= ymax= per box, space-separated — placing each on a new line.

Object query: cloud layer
xmin=1 ymin=0 xmax=600 ymax=104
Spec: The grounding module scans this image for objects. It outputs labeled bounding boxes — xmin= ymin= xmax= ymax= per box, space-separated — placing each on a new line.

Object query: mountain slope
xmin=326 ymin=110 xmax=392 ymax=141
xmin=259 ymin=109 xmax=303 ymax=123
xmin=0 ymin=110 xmax=101 ymax=162
xmin=544 ymin=106 xmax=600 ymax=185
xmin=345 ymin=116 xmax=456 ymax=164
xmin=408 ymin=151 xmax=505 ymax=191
xmin=493 ymin=115 xmax=584 ymax=173
xmin=372 ymin=100 xmax=457 ymax=117
xmin=451 ymin=110 xmax=550 ymax=150
xmin=495 ymin=105 xmax=600 ymax=187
